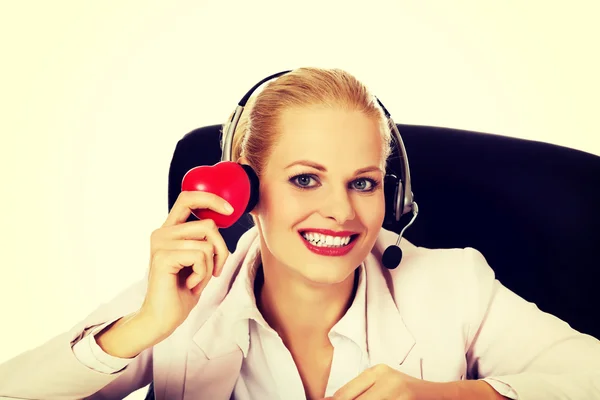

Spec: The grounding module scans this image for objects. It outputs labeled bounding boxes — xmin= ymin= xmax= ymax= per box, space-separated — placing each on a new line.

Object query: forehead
xmin=267 ymin=106 xmax=384 ymax=171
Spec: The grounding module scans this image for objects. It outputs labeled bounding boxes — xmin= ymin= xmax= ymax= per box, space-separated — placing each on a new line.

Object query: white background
xmin=1 ymin=1 xmax=599 ymax=399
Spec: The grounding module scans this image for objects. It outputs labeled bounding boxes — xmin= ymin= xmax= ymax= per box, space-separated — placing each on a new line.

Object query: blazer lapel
xmin=183 ymin=308 xmax=244 ymax=399
xmin=181 ymin=229 xmax=264 ymax=399
xmin=152 ymin=288 xmax=246 ymax=399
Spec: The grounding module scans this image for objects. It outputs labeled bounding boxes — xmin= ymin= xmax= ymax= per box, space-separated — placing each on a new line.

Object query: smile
xmin=298 ymin=229 xmax=360 ymax=256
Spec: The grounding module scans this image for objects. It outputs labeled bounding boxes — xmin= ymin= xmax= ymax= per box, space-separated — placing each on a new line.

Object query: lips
xmin=298 ymin=229 xmax=360 ymax=257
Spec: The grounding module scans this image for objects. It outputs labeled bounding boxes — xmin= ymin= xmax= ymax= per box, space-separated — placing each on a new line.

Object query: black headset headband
xmin=219 ymin=69 xmax=415 ymax=222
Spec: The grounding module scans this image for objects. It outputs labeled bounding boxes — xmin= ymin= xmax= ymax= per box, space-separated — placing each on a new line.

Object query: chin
xmin=290 ymin=255 xmax=360 ymax=286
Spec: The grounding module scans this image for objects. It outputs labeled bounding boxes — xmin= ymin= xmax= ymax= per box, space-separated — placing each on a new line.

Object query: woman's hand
xmin=137 ymin=190 xmax=234 ymax=340
xmin=322 ymin=364 xmax=507 ymax=400
xmin=322 ymin=364 xmax=432 ymax=400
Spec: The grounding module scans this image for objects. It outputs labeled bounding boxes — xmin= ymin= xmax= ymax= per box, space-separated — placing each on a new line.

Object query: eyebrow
xmin=285 ymin=160 xmax=384 ymax=175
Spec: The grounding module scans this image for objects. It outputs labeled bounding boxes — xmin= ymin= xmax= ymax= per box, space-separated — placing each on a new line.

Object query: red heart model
xmin=181 ymin=161 xmax=250 ymax=228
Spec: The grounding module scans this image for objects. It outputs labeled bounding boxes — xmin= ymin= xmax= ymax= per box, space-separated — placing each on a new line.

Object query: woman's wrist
xmin=95 ymin=311 xmax=166 ymax=359
xmin=431 ymin=379 xmax=508 ymax=400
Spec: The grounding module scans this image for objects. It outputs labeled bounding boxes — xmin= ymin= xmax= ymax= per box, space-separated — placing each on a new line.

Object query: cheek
xmin=356 ymin=193 xmax=386 ymax=226
xmin=254 ymin=183 xmax=310 ymax=259
xmin=256 ymin=182 xmax=309 ymax=226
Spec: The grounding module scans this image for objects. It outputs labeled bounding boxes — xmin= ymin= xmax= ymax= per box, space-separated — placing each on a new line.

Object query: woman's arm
xmin=435 ymin=379 xmax=511 ymax=399
xmin=95 ymin=310 xmax=167 ymax=359
xmin=463 ymin=247 xmax=600 ymax=399
xmin=0 ymin=279 xmax=154 ymax=400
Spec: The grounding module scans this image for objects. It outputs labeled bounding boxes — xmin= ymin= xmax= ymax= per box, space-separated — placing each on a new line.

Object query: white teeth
xmin=301 ymin=232 xmax=354 ymax=247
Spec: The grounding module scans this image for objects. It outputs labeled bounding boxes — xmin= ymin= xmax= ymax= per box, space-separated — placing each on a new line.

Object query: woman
xmin=1 ymin=68 xmax=599 ymax=400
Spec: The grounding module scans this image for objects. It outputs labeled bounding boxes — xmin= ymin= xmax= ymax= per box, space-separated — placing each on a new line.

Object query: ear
xmin=236 ymin=156 xmax=260 ymax=217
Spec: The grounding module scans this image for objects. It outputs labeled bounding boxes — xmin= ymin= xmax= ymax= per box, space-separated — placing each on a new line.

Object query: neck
xmin=255 ymin=263 xmax=359 ymax=347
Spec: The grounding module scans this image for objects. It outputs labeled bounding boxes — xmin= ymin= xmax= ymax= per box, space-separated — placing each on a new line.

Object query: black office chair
xmin=145 ymin=123 xmax=600 ymax=399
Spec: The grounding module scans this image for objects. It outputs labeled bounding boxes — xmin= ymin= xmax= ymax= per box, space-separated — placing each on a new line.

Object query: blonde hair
xmin=224 ymin=67 xmax=392 ymax=177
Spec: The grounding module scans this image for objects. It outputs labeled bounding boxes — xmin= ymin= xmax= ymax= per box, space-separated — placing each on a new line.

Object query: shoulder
xmin=367 ymin=229 xmax=500 ymax=342
xmin=374 ymin=228 xmax=495 ymax=281
xmin=370 ymin=228 xmax=497 ymax=312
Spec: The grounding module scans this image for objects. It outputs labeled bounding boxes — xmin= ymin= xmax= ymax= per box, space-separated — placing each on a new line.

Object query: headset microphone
xmin=382 ymin=202 xmax=419 ymax=269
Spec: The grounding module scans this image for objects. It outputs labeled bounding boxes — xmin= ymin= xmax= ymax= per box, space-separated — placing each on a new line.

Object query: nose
xmin=319 ymin=186 xmax=356 ymax=225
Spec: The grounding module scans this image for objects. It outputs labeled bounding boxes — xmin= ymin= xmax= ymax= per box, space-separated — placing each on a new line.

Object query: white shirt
xmin=72 ymin=252 xmax=517 ymax=399
xmin=229 ymin=257 xmax=369 ymax=399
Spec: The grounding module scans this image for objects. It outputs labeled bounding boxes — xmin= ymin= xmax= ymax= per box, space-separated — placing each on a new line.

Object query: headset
xmin=216 ymin=70 xmax=418 ymax=269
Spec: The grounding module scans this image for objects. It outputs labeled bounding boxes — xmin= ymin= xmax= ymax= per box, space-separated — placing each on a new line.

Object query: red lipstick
xmin=298 ymin=229 xmax=359 ymax=257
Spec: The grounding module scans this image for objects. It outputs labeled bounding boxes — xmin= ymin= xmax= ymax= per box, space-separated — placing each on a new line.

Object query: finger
xmin=159 ymin=219 xmax=229 ymax=277
xmin=185 ymin=251 xmax=207 ymax=289
xmin=181 ymin=243 xmax=214 ymax=289
xmin=163 ymin=191 xmax=234 ymax=227
xmin=152 ymin=249 xmax=206 ymax=276
xmin=186 ymin=243 xmax=221 ymax=280
xmin=191 ymin=280 xmax=204 ymax=296
xmin=151 ymin=247 xmax=212 ymax=296
xmin=155 ymin=241 xmax=225 ymax=280
xmin=193 ymin=246 xmax=214 ymax=282
xmin=192 ymin=265 xmax=213 ymax=296
xmin=190 ymin=250 xmax=217 ymax=296
xmin=158 ymin=238 xmax=212 ymax=252
xmin=332 ymin=369 xmax=377 ymax=400
xmin=353 ymin=381 xmax=395 ymax=400
xmin=160 ymin=219 xmax=219 ymax=240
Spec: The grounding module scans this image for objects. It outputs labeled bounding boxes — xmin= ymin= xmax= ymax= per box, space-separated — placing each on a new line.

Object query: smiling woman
xmin=1 ymin=68 xmax=600 ymax=400
xmin=242 ymin=105 xmax=387 ymax=288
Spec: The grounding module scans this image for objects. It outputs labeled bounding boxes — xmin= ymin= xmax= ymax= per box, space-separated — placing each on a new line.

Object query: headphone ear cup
xmin=240 ymin=164 xmax=260 ymax=213
xmin=383 ymin=174 xmax=399 ymax=229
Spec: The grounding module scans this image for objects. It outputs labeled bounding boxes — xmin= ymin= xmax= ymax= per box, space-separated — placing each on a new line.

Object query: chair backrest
xmin=167 ymin=123 xmax=600 ymax=339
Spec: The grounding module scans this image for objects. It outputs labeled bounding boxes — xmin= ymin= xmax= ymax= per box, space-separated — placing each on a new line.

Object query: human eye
xmin=350 ymin=177 xmax=380 ymax=192
xmin=288 ymin=174 xmax=320 ymax=189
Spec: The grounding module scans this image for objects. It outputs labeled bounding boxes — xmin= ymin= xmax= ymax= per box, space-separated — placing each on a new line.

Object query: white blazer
xmin=0 ymin=227 xmax=599 ymax=399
